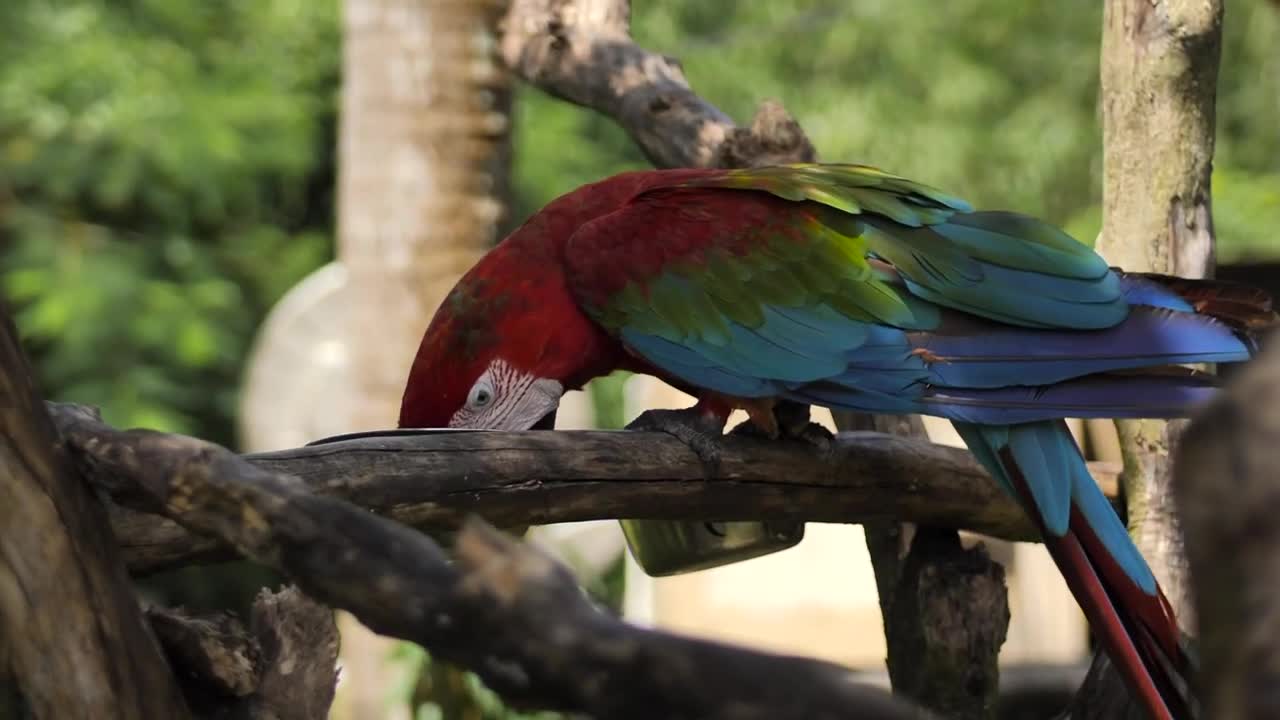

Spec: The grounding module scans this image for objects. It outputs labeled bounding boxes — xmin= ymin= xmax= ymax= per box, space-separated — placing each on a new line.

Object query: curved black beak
xmin=531 ymin=408 xmax=557 ymax=430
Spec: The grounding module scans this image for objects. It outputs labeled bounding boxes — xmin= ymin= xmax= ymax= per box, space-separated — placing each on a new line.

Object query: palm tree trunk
xmin=332 ymin=1 xmax=512 ymax=717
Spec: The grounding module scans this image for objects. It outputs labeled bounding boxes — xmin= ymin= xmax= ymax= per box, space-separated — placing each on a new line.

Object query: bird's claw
xmin=730 ymin=417 xmax=834 ymax=454
xmin=788 ymin=422 xmax=836 ymax=454
xmin=730 ymin=400 xmax=834 ymax=455
xmin=627 ymin=408 xmax=725 ymax=478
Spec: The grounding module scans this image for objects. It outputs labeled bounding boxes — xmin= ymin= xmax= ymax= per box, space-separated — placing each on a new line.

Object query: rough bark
xmin=1175 ymin=337 xmax=1280 ymax=720
xmin=147 ymin=587 xmax=339 ymax=720
xmin=52 ymin=404 xmax=929 ymax=720
xmin=501 ymin=0 xmax=815 ymax=170
xmin=147 ymin=605 xmax=262 ymax=701
xmin=57 ymin=410 xmax=1121 ymax=576
xmin=0 ymin=304 xmax=191 ymax=719
xmin=837 ymin=413 xmax=1009 ymax=720
xmin=1072 ymin=0 xmax=1224 ymax=715
xmin=237 ymin=588 xmax=340 ymax=720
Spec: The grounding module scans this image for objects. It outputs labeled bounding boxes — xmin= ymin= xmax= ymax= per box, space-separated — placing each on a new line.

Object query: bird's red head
xmin=397 ymin=179 xmax=647 ymax=430
xmin=397 ymin=246 xmax=571 ymax=429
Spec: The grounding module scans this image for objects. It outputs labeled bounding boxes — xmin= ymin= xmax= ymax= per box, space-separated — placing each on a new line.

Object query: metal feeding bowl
xmin=619 ymin=518 xmax=805 ymax=577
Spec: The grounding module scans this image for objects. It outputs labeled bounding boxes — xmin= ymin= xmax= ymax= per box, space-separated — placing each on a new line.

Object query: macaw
xmin=398 ymin=163 xmax=1273 ymax=720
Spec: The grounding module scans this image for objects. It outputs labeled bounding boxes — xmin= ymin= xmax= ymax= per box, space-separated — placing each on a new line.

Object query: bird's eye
xmin=467 ymin=380 xmax=495 ymax=409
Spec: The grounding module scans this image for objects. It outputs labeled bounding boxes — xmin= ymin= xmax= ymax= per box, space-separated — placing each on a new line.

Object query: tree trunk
xmin=337 ymin=0 xmax=512 ymax=430
xmin=333 ymin=0 xmax=513 ymax=716
xmin=1174 ymin=339 xmax=1280 ymax=720
xmin=0 ymin=302 xmax=191 ymax=719
xmin=1096 ymin=0 xmax=1222 ymax=638
xmin=1071 ymin=0 xmax=1223 ymax=715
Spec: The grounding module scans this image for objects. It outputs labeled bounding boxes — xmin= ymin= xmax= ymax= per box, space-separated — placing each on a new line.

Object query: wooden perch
xmin=52 ymin=405 xmax=1121 ymax=575
xmin=52 ymin=403 xmax=930 ymax=720
xmin=1175 ymin=338 xmax=1280 ymax=720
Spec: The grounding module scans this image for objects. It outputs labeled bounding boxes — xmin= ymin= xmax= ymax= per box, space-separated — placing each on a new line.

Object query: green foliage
xmin=0 ymin=0 xmax=338 ymax=446
xmin=3 ymin=1 xmax=1280 ymax=717
xmin=1064 ymin=168 xmax=1280 ymax=264
xmin=511 ymin=0 xmax=1280 ymax=246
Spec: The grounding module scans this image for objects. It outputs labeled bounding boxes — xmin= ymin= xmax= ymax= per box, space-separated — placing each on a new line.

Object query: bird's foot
xmin=627 ymin=407 xmax=727 ymax=478
xmin=729 ymin=400 xmax=834 ymax=455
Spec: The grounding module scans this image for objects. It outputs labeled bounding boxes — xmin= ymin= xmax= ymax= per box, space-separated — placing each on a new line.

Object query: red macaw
xmin=398 ymin=163 xmax=1273 ymax=720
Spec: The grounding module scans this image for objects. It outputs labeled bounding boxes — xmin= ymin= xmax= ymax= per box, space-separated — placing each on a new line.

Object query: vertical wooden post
xmin=836 ymin=412 xmax=1009 ymax=720
xmin=1072 ymin=1 xmax=1223 ymax=715
xmin=1096 ymin=0 xmax=1223 ymax=635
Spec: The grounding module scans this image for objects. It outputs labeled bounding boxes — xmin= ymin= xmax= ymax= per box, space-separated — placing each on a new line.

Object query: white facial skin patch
xmin=449 ymin=358 xmax=564 ymax=430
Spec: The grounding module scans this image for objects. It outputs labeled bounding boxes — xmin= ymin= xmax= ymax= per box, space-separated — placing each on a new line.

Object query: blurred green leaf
xmin=1 ymin=0 xmax=339 ymax=446
xmin=2 ymin=2 xmax=1279 ymax=717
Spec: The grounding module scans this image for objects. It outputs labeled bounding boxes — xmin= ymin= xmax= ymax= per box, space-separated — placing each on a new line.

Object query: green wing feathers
xmin=580 ymin=163 xmax=1127 ymax=337
xmin=674 ymin=163 xmax=973 ymax=226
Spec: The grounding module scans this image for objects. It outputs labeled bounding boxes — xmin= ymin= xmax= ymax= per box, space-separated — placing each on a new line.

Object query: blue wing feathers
xmin=916 ymin=306 xmax=1250 ymax=389
xmin=621 ymin=330 xmax=780 ymax=397
xmin=755 ymin=306 xmax=869 ymax=356
xmin=933 ymin=214 xmax=1112 ymax=280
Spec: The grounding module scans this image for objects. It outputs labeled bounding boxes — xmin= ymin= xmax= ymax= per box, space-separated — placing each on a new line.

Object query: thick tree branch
xmin=500 ymin=0 xmax=814 ymax=169
xmin=1175 ymin=338 xmax=1280 ymax=720
xmin=0 ymin=305 xmax=191 ymax=718
xmin=52 ymin=403 xmax=929 ymax=720
xmin=55 ymin=406 xmax=1121 ymax=575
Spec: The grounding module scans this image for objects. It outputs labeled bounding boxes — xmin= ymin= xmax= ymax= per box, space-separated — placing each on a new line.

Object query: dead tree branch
xmin=53 ymin=403 xmax=929 ymax=720
xmin=148 ymin=587 xmax=339 ymax=720
xmin=1175 ymin=338 xmax=1280 ymax=720
xmin=0 ymin=304 xmax=191 ymax=719
xmin=58 ymin=406 xmax=1121 ymax=576
xmin=500 ymin=0 xmax=815 ymax=170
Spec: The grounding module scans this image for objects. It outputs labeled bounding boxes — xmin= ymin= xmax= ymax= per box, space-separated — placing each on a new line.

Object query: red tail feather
xmin=998 ymin=448 xmax=1194 ymax=720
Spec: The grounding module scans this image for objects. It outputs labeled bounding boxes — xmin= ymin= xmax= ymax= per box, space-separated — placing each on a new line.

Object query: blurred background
xmin=4 ymin=1 xmax=1280 ymax=718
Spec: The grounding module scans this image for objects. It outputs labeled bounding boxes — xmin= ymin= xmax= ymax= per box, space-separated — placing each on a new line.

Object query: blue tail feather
xmin=1118 ymin=274 xmax=1196 ymax=312
xmin=953 ymin=420 xmax=1157 ymax=595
